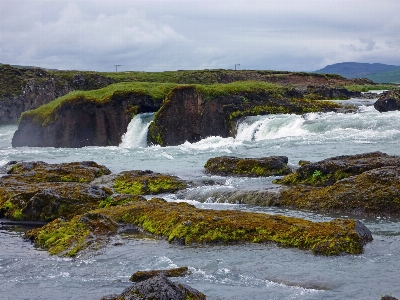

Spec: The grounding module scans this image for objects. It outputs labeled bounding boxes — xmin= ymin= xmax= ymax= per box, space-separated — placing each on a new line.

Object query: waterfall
xmin=119 ymin=113 xmax=155 ymax=148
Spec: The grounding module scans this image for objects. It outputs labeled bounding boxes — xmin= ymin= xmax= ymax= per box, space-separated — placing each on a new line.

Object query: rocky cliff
xmin=0 ymin=65 xmax=114 ymax=124
xmin=147 ymin=85 xmax=355 ymax=146
xmin=12 ymin=91 xmax=161 ymax=147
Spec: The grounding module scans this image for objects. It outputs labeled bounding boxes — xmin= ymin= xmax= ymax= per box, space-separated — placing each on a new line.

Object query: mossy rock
xmin=275 ymin=152 xmax=400 ymax=186
xmin=279 ymin=166 xmax=400 ymax=216
xmin=25 ymin=198 xmax=372 ymax=256
xmin=25 ymin=212 xmax=119 ymax=256
xmin=0 ymin=181 xmax=111 ymax=221
xmin=204 ymin=156 xmax=291 ymax=177
xmin=130 ymin=266 xmax=190 ymax=282
xmin=113 ymin=170 xmax=187 ymax=195
xmin=1 ymin=161 xmax=111 ymax=183
xmin=0 ymin=161 xmax=112 ymax=221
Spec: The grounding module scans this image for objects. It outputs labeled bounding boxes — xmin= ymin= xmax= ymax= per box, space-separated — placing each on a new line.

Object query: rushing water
xmin=1 ymin=98 xmax=400 ymax=299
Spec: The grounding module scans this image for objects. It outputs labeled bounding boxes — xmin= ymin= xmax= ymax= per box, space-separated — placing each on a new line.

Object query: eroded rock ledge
xmin=202 ymin=152 xmax=400 ymax=217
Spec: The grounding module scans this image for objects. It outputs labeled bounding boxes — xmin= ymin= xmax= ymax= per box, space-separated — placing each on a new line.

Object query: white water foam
xmin=120 ymin=113 xmax=154 ymax=148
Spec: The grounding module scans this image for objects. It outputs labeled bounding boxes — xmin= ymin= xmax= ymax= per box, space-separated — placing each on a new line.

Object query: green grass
xmin=194 ymin=81 xmax=286 ymax=100
xmin=20 ymin=82 xmax=178 ymax=126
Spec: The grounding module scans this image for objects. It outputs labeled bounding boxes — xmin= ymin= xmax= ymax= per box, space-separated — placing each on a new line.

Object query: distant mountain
xmin=315 ymin=62 xmax=400 ymax=83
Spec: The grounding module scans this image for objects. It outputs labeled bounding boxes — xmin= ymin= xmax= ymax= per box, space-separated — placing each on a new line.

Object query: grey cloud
xmin=1 ymin=0 xmax=399 ymax=71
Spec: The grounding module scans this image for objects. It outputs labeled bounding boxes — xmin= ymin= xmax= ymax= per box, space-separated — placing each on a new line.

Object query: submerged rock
xmin=101 ymin=273 xmax=206 ymax=300
xmin=275 ymin=152 xmax=400 ymax=186
xmin=204 ymin=156 xmax=291 ymax=177
xmin=130 ymin=266 xmax=190 ymax=282
xmin=25 ymin=197 xmax=373 ymax=256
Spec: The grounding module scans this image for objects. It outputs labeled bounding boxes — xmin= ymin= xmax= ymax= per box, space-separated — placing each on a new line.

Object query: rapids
xmin=1 ymin=98 xmax=400 ymax=299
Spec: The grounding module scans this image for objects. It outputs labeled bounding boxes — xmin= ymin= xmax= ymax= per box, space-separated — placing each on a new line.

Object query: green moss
xmin=27 ymin=217 xmax=91 ymax=256
xmin=205 ymin=156 xmax=291 ymax=177
xmin=113 ymin=179 xmax=144 ymax=195
xmin=113 ymin=171 xmax=186 ymax=195
xmin=28 ymin=198 xmax=371 ymax=256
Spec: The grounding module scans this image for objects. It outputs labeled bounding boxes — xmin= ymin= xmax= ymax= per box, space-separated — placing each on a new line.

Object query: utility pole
xmin=235 ymin=64 xmax=240 ymax=71
xmin=114 ymin=65 xmax=121 ymax=72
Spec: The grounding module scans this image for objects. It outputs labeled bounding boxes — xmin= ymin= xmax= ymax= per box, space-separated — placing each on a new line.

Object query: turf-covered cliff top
xmin=1 ymin=64 xmax=397 ymax=103
xmin=19 ymin=81 xmax=292 ymax=127
xmin=20 ymin=81 xmax=178 ymax=126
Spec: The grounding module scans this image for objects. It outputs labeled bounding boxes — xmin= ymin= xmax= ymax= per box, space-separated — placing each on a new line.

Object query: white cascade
xmin=119 ymin=113 xmax=154 ymax=148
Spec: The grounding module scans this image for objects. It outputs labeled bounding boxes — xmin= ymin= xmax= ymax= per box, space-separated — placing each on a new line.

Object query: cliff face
xmin=0 ymin=77 xmax=72 ymax=124
xmin=0 ymin=65 xmax=114 ymax=124
xmin=12 ymin=93 xmax=160 ymax=148
xmin=147 ymin=86 xmax=350 ymax=146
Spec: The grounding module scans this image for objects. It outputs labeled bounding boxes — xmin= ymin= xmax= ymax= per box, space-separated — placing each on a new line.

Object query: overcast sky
xmin=1 ymin=0 xmax=399 ymax=72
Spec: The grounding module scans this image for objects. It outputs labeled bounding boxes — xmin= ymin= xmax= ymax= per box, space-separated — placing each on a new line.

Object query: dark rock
xmin=110 ymin=273 xmax=206 ymax=300
xmin=130 ymin=266 xmax=190 ymax=282
xmin=204 ymin=156 xmax=291 ymax=177
xmin=305 ymin=85 xmax=362 ymax=99
xmin=275 ymin=151 xmax=400 ymax=186
xmin=12 ymin=92 xmax=160 ymax=148
xmin=381 ymin=296 xmax=398 ymax=300
xmin=0 ymin=65 xmax=114 ymax=124
xmin=278 ymin=166 xmax=400 ymax=216
xmin=148 ymin=86 xmax=347 ymax=146
xmin=374 ymin=89 xmax=400 ymax=112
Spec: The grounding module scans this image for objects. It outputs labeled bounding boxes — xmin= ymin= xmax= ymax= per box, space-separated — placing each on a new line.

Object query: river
xmin=1 ymin=98 xmax=399 ymax=299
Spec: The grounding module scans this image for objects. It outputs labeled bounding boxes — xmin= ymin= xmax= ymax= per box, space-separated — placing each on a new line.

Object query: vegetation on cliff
xmin=20 ymin=82 xmax=177 ymax=126
xmin=25 ymin=197 xmax=372 ymax=257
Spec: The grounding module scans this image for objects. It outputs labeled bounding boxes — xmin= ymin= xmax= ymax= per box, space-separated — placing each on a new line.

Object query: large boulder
xmin=374 ymin=89 xmax=400 ymax=112
xmin=204 ymin=156 xmax=291 ymax=177
xmin=101 ymin=273 xmax=206 ymax=300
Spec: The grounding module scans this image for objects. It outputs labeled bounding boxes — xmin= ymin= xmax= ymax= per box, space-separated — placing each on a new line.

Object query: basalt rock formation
xmin=148 ymin=85 xmax=352 ymax=146
xmin=12 ymin=92 xmax=161 ymax=147
xmin=374 ymin=89 xmax=400 ymax=112
xmin=0 ymin=65 xmax=114 ymax=124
